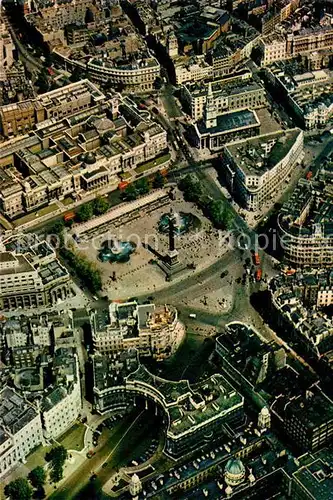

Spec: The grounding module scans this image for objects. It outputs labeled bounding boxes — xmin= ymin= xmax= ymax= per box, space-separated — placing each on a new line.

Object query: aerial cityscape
xmin=1 ymin=0 xmax=333 ymax=499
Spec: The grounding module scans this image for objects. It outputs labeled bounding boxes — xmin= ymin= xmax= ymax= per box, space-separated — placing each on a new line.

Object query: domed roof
xmin=131 ymin=473 xmax=140 ymax=484
xmin=84 ymin=152 xmax=96 ymax=164
xmin=225 ymin=458 xmax=245 ymax=476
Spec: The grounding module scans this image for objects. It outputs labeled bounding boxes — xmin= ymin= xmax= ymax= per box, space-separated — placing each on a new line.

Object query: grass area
xmin=135 ymin=153 xmax=171 ymax=174
xmin=120 ymin=171 xmax=132 ymax=180
xmin=25 ymin=444 xmax=52 ymax=470
xmin=61 ymin=197 xmax=74 ymax=206
xmin=0 ymin=215 xmax=12 ymax=230
xmin=58 ymin=423 xmax=86 ymax=451
xmin=13 ymin=203 xmax=58 ymax=227
xmin=50 ymin=409 xmax=162 ymax=500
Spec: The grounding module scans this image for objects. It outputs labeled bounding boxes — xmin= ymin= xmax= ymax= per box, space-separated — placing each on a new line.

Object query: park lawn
xmin=135 ymin=153 xmax=171 ymax=174
xmin=58 ymin=422 xmax=86 ymax=451
xmin=25 ymin=444 xmax=52 ymax=470
xmin=61 ymin=196 xmax=74 ymax=206
xmin=0 ymin=214 xmax=12 ymax=230
xmin=120 ymin=171 xmax=132 ymax=180
xmin=13 ymin=203 xmax=59 ymax=227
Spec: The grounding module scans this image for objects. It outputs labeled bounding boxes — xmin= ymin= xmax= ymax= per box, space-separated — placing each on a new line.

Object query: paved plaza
xmin=78 ymin=192 xmax=231 ymax=300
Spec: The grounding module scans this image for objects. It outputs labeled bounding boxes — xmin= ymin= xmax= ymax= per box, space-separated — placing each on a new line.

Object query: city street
xmin=49 ymin=408 xmax=162 ymax=500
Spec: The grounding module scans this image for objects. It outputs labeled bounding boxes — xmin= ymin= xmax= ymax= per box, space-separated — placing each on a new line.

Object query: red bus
xmin=255 ymin=268 xmax=262 ymax=281
xmin=253 ymin=252 xmax=260 ymax=266
xmin=64 ymin=211 xmax=75 ymax=222
xmin=118 ymin=181 xmax=129 ymax=190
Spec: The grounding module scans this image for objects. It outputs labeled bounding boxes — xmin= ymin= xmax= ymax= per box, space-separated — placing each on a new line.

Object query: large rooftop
xmin=0 ymin=387 xmax=38 ymax=434
xmin=198 ymin=109 xmax=259 ymax=135
xmin=225 ymin=129 xmax=301 ymax=176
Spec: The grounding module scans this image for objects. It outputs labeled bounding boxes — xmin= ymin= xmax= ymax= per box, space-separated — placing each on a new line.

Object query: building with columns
xmin=0 ymin=81 xmax=168 ymax=222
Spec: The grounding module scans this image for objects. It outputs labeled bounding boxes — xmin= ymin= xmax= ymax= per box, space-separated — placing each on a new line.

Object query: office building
xmin=182 ymin=77 xmax=266 ymax=121
xmin=277 ymin=178 xmax=333 ymax=267
xmin=0 ymin=236 xmax=71 ymax=310
xmin=223 ymin=128 xmax=304 ymax=211
xmin=91 ymin=301 xmax=184 ymax=361
xmin=42 ymin=349 xmax=81 ymax=439
xmin=0 ymin=79 xmax=105 ymax=137
xmin=93 ymin=351 xmax=244 ymax=458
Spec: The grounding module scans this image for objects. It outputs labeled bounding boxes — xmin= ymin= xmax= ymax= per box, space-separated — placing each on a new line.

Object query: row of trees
xmin=121 ymin=172 xmax=165 ymax=201
xmin=69 ymin=173 xmax=166 ymax=224
xmin=76 ymin=196 xmax=110 ymax=223
xmin=5 ymin=466 xmax=47 ymax=499
xmin=61 ymin=247 xmax=102 ymax=293
xmin=4 ymin=446 xmax=68 ymax=500
xmin=179 ymin=174 xmax=234 ymax=230
xmin=49 ymin=220 xmax=102 ymax=294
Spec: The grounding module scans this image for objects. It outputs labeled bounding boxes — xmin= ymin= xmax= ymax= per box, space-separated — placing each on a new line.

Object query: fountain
xmin=158 ymin=210 xmax=199 ymax=235
xmin=98 ymin=239 xmax=136 ymax=263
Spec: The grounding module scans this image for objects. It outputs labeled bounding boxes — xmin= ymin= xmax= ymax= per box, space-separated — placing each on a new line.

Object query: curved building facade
xmin=277 ymin=178 xmax=333 ymax=267
xmin=92 ymin=351 xmax=244 ymax=458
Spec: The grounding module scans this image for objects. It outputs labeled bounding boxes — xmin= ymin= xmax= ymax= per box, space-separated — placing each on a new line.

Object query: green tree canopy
xmin=46 ymin=445 xmax=67 ymax=465
xmin=36 ymin=69 xmax=49 ymax=94
xmin=76 ymin=202 xmax=94 ymax=222
xmin=5 ymin=478 xmax=32 ymax=500
xmin=46 ymin=445 xmax=68 ymax=484
xmin=153 ymin=171 xmax=165 ymax=189
xmin=93 ymin=196 xmax=110 ymax=215
xmin=28 ymin=466 xmax=47 ymax=489
xmin=121 ymin=184 xmax=137 ymax=201
xmin=135 ymin=177 xmax=150 ymax=195
xmin=178 ymin=174 xmax=202 ymax=202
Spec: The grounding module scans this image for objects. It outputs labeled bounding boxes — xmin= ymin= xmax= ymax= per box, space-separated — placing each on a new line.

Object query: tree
xmin=178 ymin=174 xmax=202 ymax=202
xmin=70 ymin=66 xmax=86 ymax=83
xmin=153 ymin=171 xmax=165 ymax=189
xmin=36 ymin=69 xmax=49 ymax=94
xmin=46 ymin=445 xmax=68 ymax=484
xmin=5 ymin=478 xmax=32 ymax=500
xmin=93 ymin=196 xmax=110 ymax=215
xmin=29 ymin=466 xmax=46 ymax=489
xmin=205 ymin=199 xmax=234 ymax=230
xmin=76 ymin=202 xmax=94 ymax=222
xmin=50 ymin=465 xmax=63 ymax=483
xmin=135 ymin=177 xmax=150 ymax=195
xmin=46 ymin=445 xmax=68 ymax=464
xmin=121 ymin=184 xmax=137 ymax=201
xmin=49 ymin=220 xmax=65 ymax=235
xmin=34 ymin=487 xmax=46 ymax=499
xmin=206 ymin=199 xmax=225 ymax=228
